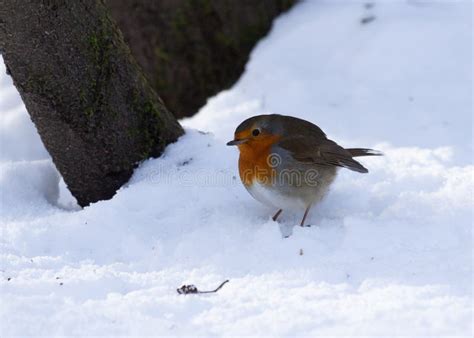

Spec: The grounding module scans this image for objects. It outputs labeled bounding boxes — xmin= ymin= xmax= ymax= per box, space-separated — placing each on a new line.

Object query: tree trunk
xmin=106 ymin=0 xmax=295 ymax=118
xmin=0 ymin=0 xmax=184 ymax=207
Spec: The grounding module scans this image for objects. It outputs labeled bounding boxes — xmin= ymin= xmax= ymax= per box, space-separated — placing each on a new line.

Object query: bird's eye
xmin=252 ymin=128 xmax=261 ymax=137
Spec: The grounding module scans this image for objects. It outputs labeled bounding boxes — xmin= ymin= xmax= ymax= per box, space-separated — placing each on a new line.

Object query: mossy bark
xmin=106 ymin=0 xmax=296 ymax=118
xmin=0 ymin=0 xmax=184 ymax=207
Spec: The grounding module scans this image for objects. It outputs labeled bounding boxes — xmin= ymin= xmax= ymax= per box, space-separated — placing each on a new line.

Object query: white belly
xmin=246 ymin=181 xmax=308 ymax=211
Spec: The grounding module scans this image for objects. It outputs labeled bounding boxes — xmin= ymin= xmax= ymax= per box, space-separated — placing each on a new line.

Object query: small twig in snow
xmin=177 ymin=280 xmax=229 ymax=295
xmin=360 ymin=15 xmax=376 ymax=25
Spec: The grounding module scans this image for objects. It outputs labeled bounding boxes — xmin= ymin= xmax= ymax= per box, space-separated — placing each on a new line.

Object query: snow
xmin=1 ymin=0 xmax=472 ymax=336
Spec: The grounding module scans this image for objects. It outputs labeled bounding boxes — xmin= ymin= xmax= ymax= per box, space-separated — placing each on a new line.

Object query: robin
xmin=227 ymin=114 xmax=382 ymax=227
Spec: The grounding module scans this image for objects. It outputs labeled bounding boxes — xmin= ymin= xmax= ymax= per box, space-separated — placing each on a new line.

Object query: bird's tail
xmin=346 ymin=148 xmax=383 ymax=157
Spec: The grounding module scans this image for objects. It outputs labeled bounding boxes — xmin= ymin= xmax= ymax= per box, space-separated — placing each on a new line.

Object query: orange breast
xmin=237 ymin=134 xmax=281 ymax=187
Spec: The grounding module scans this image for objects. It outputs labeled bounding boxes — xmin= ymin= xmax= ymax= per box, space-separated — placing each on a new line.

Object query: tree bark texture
xmin=106 ymin=0 xmax=296 ymax=118
xmin=0 ymin=0 xmax=184 ymax=207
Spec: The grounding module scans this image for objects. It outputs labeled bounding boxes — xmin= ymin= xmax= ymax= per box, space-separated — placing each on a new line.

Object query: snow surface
xmin=1 ymin=0 xmax=472 ymax=336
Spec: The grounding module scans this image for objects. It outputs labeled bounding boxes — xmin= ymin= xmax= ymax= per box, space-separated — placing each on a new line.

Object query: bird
xmin=227 ymin=114 xmax=382 ymax=227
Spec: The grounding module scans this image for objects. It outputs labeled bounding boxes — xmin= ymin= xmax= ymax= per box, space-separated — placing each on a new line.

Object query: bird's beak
xmin=226 ymin=138 xmax=248 ymax=146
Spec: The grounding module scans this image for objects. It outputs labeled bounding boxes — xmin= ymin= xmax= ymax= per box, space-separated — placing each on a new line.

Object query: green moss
xmin=88 ymin=35 xmax=99 ymax=59
xmin=79 ymin=88 xmax=87 ymax=102
xmin=215 ymin=32 xmax=234 ymax=48
xmin=140 ymin=128 xmax=155 ymax=159
xmin=153 ymin=46 xmax=169 ymax=92
xmin=84 ymin=107 xmax=94 ymax=119
xmin=82 ymin=16 xmax=116 ymax=122
xmin=129 ymin=89 xmax=167 ymax=159
xmin=200 ymin=0 xmax=212 ymax=15
xmin=172 ymin=8 xmax=187 ymax=32
xmin=154 ymin=46 xmax=170 ymax=63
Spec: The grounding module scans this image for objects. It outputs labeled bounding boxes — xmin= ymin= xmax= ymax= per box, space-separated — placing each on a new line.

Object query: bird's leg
xmin=272 ymin=209 xmax=283 ymax=221
xmin=300 ymin=205 xmax=312 ymax=227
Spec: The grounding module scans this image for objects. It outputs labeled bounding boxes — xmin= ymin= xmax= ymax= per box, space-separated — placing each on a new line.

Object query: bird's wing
xmin=277 ymin=135 xmax=369 ymax=173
